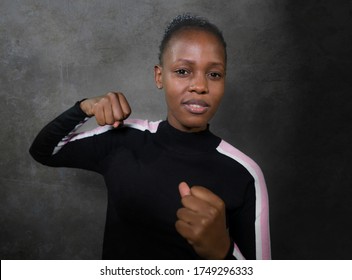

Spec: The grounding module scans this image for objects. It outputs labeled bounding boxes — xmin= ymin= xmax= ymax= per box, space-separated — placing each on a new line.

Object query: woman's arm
xmin=29 ymin=92 xmax=131 ymax=172
xmin=228 ymin=179 xmax=271 ymax=260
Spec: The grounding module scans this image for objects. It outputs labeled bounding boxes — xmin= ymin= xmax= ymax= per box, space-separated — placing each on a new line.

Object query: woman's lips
xmin=182 ymin=99 xmax=210 ymax=114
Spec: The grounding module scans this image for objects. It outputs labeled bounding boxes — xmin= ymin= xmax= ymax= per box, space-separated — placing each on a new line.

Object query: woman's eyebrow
xmin=209 ymin=62 xmax=225 ymax=68
xmin=175 ymin=59 xmax=225 ymax=68
xmin=175 ymin=58 xmax=196 ymax=65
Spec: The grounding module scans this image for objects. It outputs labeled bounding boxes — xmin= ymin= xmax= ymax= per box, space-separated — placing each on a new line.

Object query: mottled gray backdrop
xmin=1 ymin=0 xmax=351 ymax=259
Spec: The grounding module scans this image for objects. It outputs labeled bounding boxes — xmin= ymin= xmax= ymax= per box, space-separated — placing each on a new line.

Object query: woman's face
xmin=154 ymin=29 xmax=226 ymax=132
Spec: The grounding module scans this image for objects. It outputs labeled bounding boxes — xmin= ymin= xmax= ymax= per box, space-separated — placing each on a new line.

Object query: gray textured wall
xmin=1 ymin=0 xmax=351 ymax=259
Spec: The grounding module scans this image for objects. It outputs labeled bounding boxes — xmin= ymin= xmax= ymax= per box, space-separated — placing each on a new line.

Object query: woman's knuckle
xmin=208 ymin=206 xmax=219 ymax=218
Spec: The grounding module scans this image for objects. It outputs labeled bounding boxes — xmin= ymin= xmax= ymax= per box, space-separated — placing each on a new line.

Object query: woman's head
xmin=155 ymin=14 xmax=227 ymax=132
xmin=158 ymin=14 xmax=227 ymax=66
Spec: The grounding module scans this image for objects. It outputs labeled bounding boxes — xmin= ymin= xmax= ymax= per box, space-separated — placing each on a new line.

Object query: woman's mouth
xmin=182 ymin=99 xmax=210 ymax=114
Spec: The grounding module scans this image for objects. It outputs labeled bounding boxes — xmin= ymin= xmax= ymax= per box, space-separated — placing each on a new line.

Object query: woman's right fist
xmin=80 ymin=92 xmax=132 ymax=127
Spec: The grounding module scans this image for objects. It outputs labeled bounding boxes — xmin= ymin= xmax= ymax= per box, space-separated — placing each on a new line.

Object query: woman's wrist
xmin=79 ymin=98 xmax=93 ymax=116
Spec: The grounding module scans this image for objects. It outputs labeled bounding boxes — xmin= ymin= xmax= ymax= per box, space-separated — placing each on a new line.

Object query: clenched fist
xmin=175 ymin=182 xmax=231 ymax=259
xmin=80 ymin=92 xmax=131 ymax=127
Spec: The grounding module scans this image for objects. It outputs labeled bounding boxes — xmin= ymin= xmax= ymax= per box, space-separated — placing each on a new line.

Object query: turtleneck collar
xmin=153 ymin=120 xmax=221 ymax=155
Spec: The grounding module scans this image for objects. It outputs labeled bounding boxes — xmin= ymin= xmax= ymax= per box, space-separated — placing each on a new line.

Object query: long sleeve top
xmin=29 ymin=102 xmax=271 ymax=260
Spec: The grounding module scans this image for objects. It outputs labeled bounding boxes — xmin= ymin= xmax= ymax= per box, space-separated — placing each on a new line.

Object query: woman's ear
xmin=154 ymin=65 xmax=163 ymax=89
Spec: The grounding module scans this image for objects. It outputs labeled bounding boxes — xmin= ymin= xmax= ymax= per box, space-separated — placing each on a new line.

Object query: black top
xmin=29 ymin=102 xmax=271 ymax=260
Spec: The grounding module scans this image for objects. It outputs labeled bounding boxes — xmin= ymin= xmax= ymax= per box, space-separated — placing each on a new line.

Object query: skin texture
xmin=177 ymin=182 xmax=230 ymax=259
xmin=80 ymin=92 xmax=131 ymax=128
xmin=154 ymin=30 xmax=226 ymax=133
xmin=79 ymin=29 xmax=230 ymax=259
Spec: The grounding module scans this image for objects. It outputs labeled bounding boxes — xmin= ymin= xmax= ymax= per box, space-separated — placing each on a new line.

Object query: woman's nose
xmin=189 ymin=74 xmax=208 ymax=94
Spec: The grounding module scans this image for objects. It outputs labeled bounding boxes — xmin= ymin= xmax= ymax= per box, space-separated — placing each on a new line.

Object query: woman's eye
xmin=175 ymin=69 xmax=189 ymax=76
xmin=209 ymin=72 xmax=222 ymax=79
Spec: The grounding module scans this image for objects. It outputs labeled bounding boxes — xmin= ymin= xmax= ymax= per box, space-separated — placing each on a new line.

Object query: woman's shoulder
xmin=215 ymin=139 xmax=265 ymax=181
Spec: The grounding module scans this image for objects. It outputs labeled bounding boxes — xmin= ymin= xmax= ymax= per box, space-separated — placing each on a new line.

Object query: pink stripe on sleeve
xmin=124 ymin=119 xmax=161 ymax=133
xmin=53 ymin=119 xmax=161 ymax=155
xmin=217 ymin=140 xmax=271 ymax=260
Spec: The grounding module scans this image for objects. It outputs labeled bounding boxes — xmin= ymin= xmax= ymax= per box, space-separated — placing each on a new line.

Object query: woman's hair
xmin=158 ymin=13 xmax=227 ymax=65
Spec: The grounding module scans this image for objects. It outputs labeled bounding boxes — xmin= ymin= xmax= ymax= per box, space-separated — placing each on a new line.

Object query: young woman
xmin=30 ymin=14 xmax=271 ymax=260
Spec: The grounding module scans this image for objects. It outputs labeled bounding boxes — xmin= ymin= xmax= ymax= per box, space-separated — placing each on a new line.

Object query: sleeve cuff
xmin=75 ymin=99 xmax=90 ymax=117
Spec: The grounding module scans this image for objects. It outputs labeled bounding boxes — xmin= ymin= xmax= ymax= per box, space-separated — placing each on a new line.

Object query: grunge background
xmin=1 ymin=0 xmax=351 ymax=259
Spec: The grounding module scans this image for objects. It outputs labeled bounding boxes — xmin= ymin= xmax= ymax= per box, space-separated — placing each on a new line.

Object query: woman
xmin=30 ymin=14 xmax=271 ymax=260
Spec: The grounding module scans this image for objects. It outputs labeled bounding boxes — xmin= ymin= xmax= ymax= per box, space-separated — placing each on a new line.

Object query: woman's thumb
xmin=178 ymin=182 xmax=191 ymax=198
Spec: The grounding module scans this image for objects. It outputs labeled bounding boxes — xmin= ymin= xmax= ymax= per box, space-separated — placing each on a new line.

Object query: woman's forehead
xmin=164 ymin=30 xmax=226 ymax=65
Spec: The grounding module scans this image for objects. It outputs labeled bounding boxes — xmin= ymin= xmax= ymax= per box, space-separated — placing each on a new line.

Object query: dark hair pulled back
xmin=158 ymin=13 xmax=227 ymax=65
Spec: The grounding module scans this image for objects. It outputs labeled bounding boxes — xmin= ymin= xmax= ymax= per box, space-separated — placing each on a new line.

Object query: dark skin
xmin=154 ymin=29 xmax=226 ymax=133
xmin=79 ymin=29 xmax=231 ymax=259
xmin=177 ymin=182 xmax=230 ymax=259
